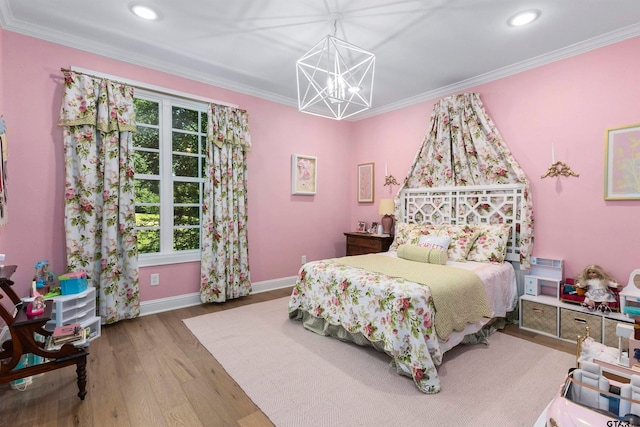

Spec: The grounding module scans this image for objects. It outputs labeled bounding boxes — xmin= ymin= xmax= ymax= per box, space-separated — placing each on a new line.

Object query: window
xmin=133 ymin=89 xmax=207 ymax=266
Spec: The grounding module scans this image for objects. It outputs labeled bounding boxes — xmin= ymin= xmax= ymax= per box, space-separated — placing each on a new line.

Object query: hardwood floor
xmin=0 ymin=287 xmax=575 ymax=426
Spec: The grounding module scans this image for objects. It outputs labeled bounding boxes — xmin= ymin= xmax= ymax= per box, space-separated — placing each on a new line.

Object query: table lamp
xmin=378 ymin=199 xmax=395 ymax=235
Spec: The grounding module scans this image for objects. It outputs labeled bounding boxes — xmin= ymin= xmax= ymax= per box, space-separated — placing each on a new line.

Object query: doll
xmin=575 ymin=264 xmax=619 ymax=312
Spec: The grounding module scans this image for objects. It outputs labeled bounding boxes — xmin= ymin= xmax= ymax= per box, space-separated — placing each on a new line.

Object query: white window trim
xmin=134 ymin=89 xmax=207 ymax=267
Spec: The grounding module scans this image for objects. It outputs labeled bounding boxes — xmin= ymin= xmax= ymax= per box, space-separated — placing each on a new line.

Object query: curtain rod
xmin=61 ymin=66 xmax=240 ymax=109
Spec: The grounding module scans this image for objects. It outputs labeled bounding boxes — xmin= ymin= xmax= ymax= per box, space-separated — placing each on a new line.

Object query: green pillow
xmin=397 ymin=244 xmax=448 ymax=265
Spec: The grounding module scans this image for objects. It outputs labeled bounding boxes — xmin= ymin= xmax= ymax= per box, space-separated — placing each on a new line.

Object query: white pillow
xmin=418 ymin=234 xmax=451 ymax=251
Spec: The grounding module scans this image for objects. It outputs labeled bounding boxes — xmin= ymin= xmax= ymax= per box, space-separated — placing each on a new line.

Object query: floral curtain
xmin=200 ymin=105 xmax=252 ymax=302
xmin=58 ymin=71 xmax=140 ymax=323
xmin=397 ymin=93 xmax=534 ymax=269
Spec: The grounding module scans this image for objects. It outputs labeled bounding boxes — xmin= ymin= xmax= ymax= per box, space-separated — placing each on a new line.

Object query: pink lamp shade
xmin=378 ymin=199 xmax=395 ymax=235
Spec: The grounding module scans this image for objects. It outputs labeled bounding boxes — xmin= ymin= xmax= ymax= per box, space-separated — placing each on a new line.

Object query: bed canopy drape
xmin=396 ymin=93 xmax=534 ymax=269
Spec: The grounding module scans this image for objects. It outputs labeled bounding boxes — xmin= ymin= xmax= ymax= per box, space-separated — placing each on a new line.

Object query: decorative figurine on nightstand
xmin=576 ymin=264 xmax=619 ymax=313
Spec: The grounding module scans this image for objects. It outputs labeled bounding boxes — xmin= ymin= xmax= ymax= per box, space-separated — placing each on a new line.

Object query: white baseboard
xmin=139 ymin=275 xmax=297 ymax=317
xmin=249 ymin=275 xmax=297 ymax=294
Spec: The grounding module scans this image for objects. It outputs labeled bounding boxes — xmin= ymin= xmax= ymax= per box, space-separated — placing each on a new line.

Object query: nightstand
xmin=344 ymin=232 xmax=393 ymax=256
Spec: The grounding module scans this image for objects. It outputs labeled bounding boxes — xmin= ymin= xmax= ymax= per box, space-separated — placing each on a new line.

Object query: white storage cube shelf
xmin=524 ymin=257 xmax=563 ymax=298
xmin=44 ymin=286 xmax=101 ymax=342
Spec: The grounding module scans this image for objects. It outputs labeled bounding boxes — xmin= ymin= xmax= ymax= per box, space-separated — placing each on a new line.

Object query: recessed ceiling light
xmin=130 ymin=4 xmax=159 ymax=21
xmin=508 ymin=10 xmax=540 ymax=27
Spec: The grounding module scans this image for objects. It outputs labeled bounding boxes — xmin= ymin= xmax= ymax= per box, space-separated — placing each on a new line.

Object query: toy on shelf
xmin=26 ymin=296 xmax=45 ymax=317
xmin=560 ymin=266 xmax=622 ymax=312
xmin=575 ymin=264 xmax=620 ymax=313
xmin=33 ymin=260 xmax=56 ymax=296
xmin=523 ymin=257 xmax=563 ymax=297
xmin=620 ymin=270 xmax=640 ymax=318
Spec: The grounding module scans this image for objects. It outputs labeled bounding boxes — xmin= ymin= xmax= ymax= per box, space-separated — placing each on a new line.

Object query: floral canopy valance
xmin=397 ymin=93 xmax=534 ymax=269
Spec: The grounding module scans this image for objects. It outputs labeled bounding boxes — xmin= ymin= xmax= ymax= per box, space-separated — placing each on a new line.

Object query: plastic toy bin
xmin=58 ymin=272 xmax=88 ymax=295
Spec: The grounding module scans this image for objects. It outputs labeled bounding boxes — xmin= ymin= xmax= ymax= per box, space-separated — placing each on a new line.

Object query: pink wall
xmin=351 ymin=36 xmax=640 ymax=284
xmin=1 ymin=27 xmax=638 ymax=302
xmin=0 ymin=25 xmax=3 ymax=123
xmin=0 ymin=30 xmax=352 ymax=300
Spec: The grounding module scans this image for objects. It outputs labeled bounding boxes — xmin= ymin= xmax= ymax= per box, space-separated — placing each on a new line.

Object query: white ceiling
xmin=1 ymin=0 xmax=640 ymax=120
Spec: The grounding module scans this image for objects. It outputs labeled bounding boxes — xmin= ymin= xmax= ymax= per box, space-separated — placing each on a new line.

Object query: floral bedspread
xmin=288 ymin=258 xmax=445 ymax=393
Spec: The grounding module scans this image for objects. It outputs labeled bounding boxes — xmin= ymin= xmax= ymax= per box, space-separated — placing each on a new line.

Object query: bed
xmin=288 ymin=184 xmax=526 ymax=394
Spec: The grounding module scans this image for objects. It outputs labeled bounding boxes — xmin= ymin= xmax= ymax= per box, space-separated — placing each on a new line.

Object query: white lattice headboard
xmin=398 ymin=184 xmax=526 ymax=262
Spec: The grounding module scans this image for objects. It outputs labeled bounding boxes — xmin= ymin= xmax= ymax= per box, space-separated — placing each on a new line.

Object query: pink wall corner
xmin=349 ymin=102 xmax=436 ymax=229
xmin=1 ymin=31 xmax=353 ymax=300
xmin=350 ymin=36 xmax=640 ymax=285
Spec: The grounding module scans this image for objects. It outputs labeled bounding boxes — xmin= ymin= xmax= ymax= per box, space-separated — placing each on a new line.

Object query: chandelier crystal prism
xmin=296 ymin=34 xmax=375 ymax=120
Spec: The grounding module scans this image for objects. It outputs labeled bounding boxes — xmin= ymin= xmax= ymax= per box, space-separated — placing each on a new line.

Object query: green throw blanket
xmin=334 ymin=254 xmax=491 ymax=340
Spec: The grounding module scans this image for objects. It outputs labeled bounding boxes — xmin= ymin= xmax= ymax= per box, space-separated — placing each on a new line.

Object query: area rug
xmin=184 ymin=297 xmax=574 ymax=426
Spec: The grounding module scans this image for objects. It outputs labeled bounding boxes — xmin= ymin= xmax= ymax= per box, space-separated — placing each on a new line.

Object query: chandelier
xmin=296 ymin=20 xmax=375 ymax=120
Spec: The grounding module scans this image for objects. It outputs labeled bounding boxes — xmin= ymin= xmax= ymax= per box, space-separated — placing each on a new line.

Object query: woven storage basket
xmin=560 ymin=308 xmax=602 ymax=343
xmin=522 ymin=299 xmax=557 ymax=336
xmin=604 ymin=317 xmax=629 ymax=349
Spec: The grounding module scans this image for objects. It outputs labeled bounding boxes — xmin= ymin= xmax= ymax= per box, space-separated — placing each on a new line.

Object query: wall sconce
xmin=384 ymin=175 xmax=399 ymax=186
xmin=383 ymin=163 xmax=399 ymax=186
xmin=541 ymin=161 xmax=580 ymax=179
xmin=541 ymin=144 xmax=579 ymax=179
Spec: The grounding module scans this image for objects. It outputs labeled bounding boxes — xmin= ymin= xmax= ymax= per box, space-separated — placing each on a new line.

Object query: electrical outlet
xmin=301 ymin=255 xmax=307 ymax=265
xmin=150 ymin=273 xmax=160 ymax=286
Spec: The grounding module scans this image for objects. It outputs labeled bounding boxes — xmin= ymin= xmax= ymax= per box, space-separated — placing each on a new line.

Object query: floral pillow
xmin=466 ymin=224 xmax=511 ymax=263
xmin=434 ymin=225 xmax=480 ymax=262
xmin=389 ymin=223 xmax=437 ymax=251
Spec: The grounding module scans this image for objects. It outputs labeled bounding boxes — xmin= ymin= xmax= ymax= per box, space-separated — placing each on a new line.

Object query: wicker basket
xmin=522 ymin=299 xmax=557 ymax=336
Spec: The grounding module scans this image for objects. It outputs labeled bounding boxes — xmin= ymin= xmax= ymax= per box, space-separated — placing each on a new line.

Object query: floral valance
xmin=58 ymin=71 xmax=137 ymax=133
xmin=207 ymin=104 xmax=251 ymax=151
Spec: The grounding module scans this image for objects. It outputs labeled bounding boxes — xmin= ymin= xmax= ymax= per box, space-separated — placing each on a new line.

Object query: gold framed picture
xmin=604 ymin=124 xmax=640 ymax=200
xmin=357 ymin=162 xmax=374 ymax=203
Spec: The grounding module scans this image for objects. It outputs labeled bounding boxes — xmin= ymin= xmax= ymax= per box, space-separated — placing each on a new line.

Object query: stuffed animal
xmin=575 ymin=264 xmax=619 ymax=312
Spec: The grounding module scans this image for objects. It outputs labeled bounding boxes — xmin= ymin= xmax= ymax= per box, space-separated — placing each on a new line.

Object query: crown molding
xmin=2 ymin=11 xmax=639 ymax=121
xmin=357 ymin=22 xmax=640 ymax=120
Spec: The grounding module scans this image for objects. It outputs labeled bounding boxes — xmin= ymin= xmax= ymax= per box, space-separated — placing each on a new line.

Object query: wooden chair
xmin=0 ymin=277 xmax=88 ymax=400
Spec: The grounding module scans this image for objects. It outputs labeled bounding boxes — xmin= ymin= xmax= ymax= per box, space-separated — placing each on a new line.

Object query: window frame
xmin=134 ymin=88 xmax=208 ymax=267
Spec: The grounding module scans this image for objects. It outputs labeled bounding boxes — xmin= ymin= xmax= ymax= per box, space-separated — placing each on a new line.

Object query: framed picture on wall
xmin=291 ymin=154 xmax=317 ymax=195
xmin=605 ymin=124 xmax=640 ymax=200
xmin=357 ymin=162 xmax=374 ymax=203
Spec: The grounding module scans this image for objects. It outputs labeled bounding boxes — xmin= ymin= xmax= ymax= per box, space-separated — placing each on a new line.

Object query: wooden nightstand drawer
xmin=560 ymin=308 xmax=602 ymax=343
xmin=344 ymin=232 xmax=393 ymax=256
xmin=347 ymin=236 xmax=380 ymax=249
xmin=521 ymin=299 xmax=557 ymax=336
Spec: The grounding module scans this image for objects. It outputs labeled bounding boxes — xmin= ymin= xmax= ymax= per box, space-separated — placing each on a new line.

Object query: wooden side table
xmin=0 ymin=278 xmax=88 ymax=400
xmin=344 ymin=232 xmax=393 ymax=256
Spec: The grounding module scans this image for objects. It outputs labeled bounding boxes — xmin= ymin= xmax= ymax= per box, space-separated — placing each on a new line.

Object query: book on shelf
xmin=46 ymin=327 xmax=88 ymax=350
xmin=52 ymin=323 xmax=81 ymax=338
xmin=52 ymin=323 xmax=82 ymax=345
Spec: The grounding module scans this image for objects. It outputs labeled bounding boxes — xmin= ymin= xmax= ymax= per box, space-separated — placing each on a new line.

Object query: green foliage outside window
xmin=133 ymin=97 xmax=205 ymax=255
